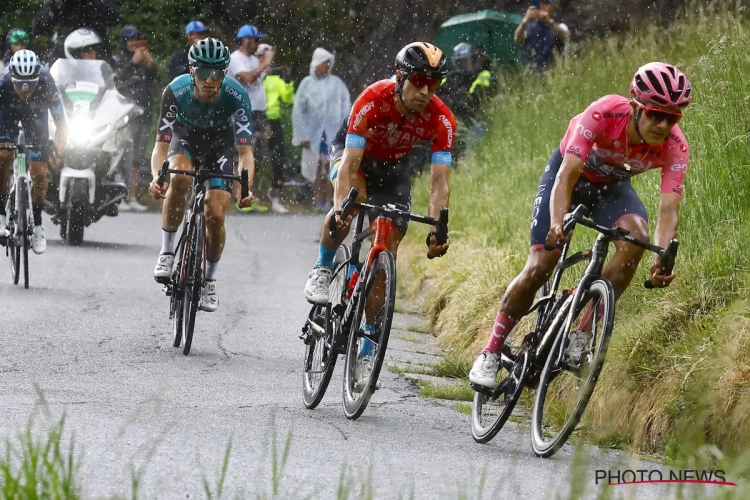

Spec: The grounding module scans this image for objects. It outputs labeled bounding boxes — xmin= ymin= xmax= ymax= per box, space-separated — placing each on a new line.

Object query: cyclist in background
xmin=0 ymin=50 xmax=67 ymax=253
xmin=469 ymin=63 xmax=693 ymax=388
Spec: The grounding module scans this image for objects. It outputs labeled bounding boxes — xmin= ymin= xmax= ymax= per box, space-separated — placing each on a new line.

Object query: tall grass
xmin=399 ymin=3 xmax=750 ymax=458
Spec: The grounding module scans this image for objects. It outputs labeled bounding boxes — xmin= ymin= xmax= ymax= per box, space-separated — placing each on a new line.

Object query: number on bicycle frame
xmin=15 ymin=154 xmax=27 ymax=174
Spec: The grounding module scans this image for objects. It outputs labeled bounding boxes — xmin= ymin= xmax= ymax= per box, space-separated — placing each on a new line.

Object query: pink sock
xmin=483 ymin=313 xmax=518 ymax=355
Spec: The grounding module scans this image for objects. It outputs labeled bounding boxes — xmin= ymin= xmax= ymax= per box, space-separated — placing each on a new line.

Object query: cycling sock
xmin=161 ymin=229 xmax=176 ymax=255
xmin=314 ymin=243 xmax=337 ymax=269
xmin=0 ymin=196 xmax=6 ymax=216
xmin=32 ymin=204 xmax=43 ymax=226
xmin=206 ymin=259 xmax=219 ymax=280
xmin=483 ymin=313 xmax=518 ymax=355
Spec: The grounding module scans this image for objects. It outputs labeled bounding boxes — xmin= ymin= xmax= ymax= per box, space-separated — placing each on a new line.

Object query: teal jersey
xmin=156 ymin=74 xmax=254 ymax=145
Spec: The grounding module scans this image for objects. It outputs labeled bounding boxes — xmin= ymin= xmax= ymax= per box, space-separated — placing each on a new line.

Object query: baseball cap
xmin=185 ymin=20 xmax=210 ymax=35
xmin=236 ymin=25 xmax=267 ymax=40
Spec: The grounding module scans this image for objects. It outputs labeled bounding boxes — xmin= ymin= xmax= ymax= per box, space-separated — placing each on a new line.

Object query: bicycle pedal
xmin=470 ymin=383 xmax=494 ymax=397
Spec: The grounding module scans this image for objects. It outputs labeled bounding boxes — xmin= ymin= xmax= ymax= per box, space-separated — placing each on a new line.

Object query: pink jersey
xmin=559 ymin=94 xmax=689 ymax=198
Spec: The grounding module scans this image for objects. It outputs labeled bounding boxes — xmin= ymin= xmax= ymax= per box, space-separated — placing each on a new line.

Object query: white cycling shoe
xmin=31 ymin=226 xmax=46 ymax=255
xmin=199 ymin=280 xmax=218 ymax=312
xmin=304 ymin=266 xmax=332 ymax=304
xmin=469 ymin=352 xmax=501 ymax=389
xmin=153 ymin=253 xmax=174 ymax=283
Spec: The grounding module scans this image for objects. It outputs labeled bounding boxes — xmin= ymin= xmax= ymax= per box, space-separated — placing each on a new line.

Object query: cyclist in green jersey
xmin=148 ymin=38 xmax=254 ymax=312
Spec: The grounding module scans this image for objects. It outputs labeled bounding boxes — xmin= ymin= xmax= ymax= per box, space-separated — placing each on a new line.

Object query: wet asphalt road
xmin=0 ymin=212 xmax=712 ymax=499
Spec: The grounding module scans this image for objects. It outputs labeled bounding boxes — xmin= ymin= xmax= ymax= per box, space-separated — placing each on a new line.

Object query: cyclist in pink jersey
xmin=470 ymin=62 xmax=693 ymax=388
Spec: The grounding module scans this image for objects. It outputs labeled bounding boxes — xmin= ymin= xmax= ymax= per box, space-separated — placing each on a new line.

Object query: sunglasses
xmin=635 ymin=100 xmax=683 ymax=125
xmin=11 ymin=78 xmax=38 ymax=89
xmin=408 ymin=73 xmax=442 ymax=91
xmin=193 ymin=67 xmax=227 ymax=81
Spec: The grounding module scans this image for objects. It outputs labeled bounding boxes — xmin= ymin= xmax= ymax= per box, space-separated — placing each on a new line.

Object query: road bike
xmin=156 ymin=160 xmax=249 ymax=355
xmin=470 ymin=204 xmax=678 ymax=457
xmin=301 ymin=187 xmax=449 ymax=419
xmin=1 ymin=129 xmax=34 ymax=289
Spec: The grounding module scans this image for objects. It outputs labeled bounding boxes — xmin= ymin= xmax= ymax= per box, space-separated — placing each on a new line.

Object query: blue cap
xmin=236 ymin=25 xmax=266 ymax=40
xmin=185 ymin=20 xmax=210 ymax=35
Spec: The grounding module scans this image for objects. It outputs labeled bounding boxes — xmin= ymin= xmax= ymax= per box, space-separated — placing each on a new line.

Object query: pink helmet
xmin=630 ymin=62 xmax=692 ymax=108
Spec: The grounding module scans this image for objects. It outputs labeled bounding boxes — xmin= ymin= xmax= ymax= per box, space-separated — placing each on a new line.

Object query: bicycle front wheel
xmin=303 ymin=245 xmax=351 ymax=409
xmin=18 ymin=178 xmax=29 ymax=289
xmin=530 ymin=279 xmax=615 ymax=457
xmin=342 ymin=250 xmax=396 ymax=420
xmin=7 ymin=189 xmax=20 ymax=285
xmin=171 ymin=232 xmax=189 ymax=348
xmin=182 ymin=214 xmax=204 ymax=356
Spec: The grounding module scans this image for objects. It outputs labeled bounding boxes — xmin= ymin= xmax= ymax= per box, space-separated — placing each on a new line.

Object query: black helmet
xmin=395 ymin=42 xmax=448 ymax=80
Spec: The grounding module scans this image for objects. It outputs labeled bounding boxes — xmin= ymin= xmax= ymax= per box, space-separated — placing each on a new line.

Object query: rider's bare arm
xmin=333 ymin=146 xmax=364 ymax=211
xmin=653 ymin=192 xmax=680 ymax=256
xmin=428 ymin=162 xmax=450 ymax=228
xmin=53 ymin=117 xmax=67 ymax=157
xmin=150 ymin=141 xmax=169 ymax=181
xmin=237 ymin=145 xmax=255 ymax=204
xmin=549 ymin=154 xmax=585 ymax=228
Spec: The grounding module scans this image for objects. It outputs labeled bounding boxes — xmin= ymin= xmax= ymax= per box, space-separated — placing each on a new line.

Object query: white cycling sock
xmin=206 ymin=260 xmax=219 ymax=280
xmin=161 ymin=229 xmax=176 ymax=255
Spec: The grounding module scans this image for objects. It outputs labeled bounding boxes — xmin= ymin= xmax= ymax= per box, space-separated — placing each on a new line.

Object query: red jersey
xmin=346 ymin=80 xmax=457 ymax=163
xmin=560 ymin=94 xmax=689 ymax=198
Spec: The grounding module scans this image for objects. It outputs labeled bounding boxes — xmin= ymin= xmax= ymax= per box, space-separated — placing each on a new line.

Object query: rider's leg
xmin=160 ymin=154 xmax=193 ymax=254
xmin=203 ymin=187 xmax=232 ymax=274
xmin=29 ymin=160 xmax=48 ymax=226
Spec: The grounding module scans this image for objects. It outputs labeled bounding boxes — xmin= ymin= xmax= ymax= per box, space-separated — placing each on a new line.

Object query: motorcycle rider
xmin=63 ymin=28 xmax=103 ymax=61
xmin=0 ymin=50 xmax=67 ymax=252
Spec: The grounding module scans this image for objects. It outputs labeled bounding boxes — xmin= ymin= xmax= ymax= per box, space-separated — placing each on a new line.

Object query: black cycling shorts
xmin=166 ymin=122 xmax=235 ymax=192
xmin=530 ymin=148 xmax=649 ymax=248
xmin=329 ymin=134 xmax=413 ymax=235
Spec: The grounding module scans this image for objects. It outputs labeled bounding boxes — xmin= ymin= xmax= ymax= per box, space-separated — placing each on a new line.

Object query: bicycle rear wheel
xmin=530 ymin=279 xmax=615 ymax=457
xmin=303 ymin=245 xmax=351 ymax=409
xmin=182 ymin=214 xmax=204 ymax=356
xmin=342 ymin=250 xmax=396 ymax=420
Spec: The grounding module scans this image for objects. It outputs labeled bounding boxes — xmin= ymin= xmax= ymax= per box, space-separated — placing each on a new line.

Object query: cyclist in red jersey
xmin=303 ymin=42 xmax=456 ymax=306
xmin=470 ymin=62 xmax=693 ymax=388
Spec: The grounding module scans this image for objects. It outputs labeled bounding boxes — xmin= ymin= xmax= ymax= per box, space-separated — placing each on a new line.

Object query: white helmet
xmin=64 ymin=28 xmax=102 ymax=59
xmin=9 ymin=49 xmax=41 ymax=81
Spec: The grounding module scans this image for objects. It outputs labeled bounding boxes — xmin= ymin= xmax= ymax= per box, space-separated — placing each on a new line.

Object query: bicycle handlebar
xmin=328 ymin=188 xmax=450 ymax=255
xmin=545 ymin=203 xmax=679 ymax=289
xmin=158 ymin=160 xmax=249 ymax=200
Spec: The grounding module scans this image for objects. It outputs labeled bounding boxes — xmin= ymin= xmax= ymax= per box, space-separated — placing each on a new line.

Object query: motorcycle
xmin=47 ymin=59 xmax=139 ymax=245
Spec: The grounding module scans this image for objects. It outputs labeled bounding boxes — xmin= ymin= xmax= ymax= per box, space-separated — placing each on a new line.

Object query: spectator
xmin=263 ymin=57 xmax=295 ymax=214
xmin=292 ymin=48 xmax=350 ymax=213
xmin=4 ymin=28 xmax=30 ymax=65
xmin=228 ymin=24 xmax=274 ymax=213
xmin=32 ymin=0 xmax=119 ymax=62
xmin=514 ymin=0 xmax=570 ymax=72
xmin=169 ymin=20 xmax=209 ymax=80
xmin=113 ymin=24 xmax=158 ymax=212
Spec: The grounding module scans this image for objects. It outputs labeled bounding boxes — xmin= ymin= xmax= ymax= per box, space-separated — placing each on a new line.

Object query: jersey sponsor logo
xmin=680 ymin=143 xmax=688 ymax=152
xmin=439 ymin=114 xmax=453 ymax=148
xmin=380 ymin=102 xmax=390 ymax=113
xmin=160 ymin=116 xmax=176 ymax=131
xmin=239 ymin=137 xmax=249 ymax=144
xmin=566 ymin=145 xmax=582 ymax=159
xmin=216 ymin=155 xmax=229 ymax=171
xmin=236 ymin=119 xmax=252 ymax=137
xmin=591 ymin=111 xmax=602 ymax=121
xmin=531 ymin=183 xmax=547 ymax=229
xmin=670 ymin=163 xmax=687 ymax=172
xmin=166 ymin=104 xmax=178 ymax=119
xmin=575 ymin=122 xmax=594 ymax=141
xmin=603 ymin=112 xmax=628 ymax=118
xmin=174 ymin=85 xmax=191 ymax=97
xmin=673 ymin=184 xmax=683 ymax=196
xmin=416 ymin=127 xmax=424 ymax=136
xmin=235 ymin=108 xmax=249 ymax=122
xmin=224 ymin=84 xmax=242 ymax=100
xmin=353 ymin=101 xmax=375 ymax=129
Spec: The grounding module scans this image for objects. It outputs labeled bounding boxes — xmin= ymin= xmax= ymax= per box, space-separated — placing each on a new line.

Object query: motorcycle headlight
xmin=68 ymin=117 xmax=110 ymax=148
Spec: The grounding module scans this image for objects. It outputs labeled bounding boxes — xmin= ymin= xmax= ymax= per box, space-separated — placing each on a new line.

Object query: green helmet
xmin=188 ymin=37 xmax=230 ymax=68
xmin=7 ymin=28 xmax=30 ymax=46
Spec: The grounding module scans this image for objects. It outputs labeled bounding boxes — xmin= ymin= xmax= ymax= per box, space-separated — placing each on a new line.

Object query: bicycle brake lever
xmin=644 ymin=239 xmax=679 ymax=289
xmin=240 ymin=169 xmax=249 ymax=200
xmin=157 ymin=160 xmax=170 ymax=186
